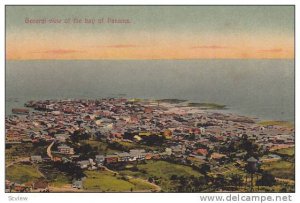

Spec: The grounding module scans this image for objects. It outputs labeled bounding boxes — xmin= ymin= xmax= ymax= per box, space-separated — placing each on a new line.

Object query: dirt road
xmin=47 ymin=141 xmax=55 ymax=160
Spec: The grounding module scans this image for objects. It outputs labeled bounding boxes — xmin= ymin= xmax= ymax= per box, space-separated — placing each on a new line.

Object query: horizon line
xmin=6 ymin=58 xmax=295 ymax=62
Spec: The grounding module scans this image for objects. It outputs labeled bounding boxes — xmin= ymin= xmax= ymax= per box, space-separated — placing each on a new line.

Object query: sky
xmin=6 ymin=6 xmax=294 ymax=60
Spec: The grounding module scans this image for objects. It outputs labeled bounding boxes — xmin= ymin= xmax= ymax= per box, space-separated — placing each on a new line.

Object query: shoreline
xmin=6 ymin=97 xmax=294 ymax=127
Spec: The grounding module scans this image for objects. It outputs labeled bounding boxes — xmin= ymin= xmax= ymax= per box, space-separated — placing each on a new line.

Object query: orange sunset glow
xmin=6 ymin=6 xmax=294 ymax=60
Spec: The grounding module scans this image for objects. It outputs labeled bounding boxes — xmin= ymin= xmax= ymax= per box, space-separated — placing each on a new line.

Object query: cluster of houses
xmin=6 ymin=99 xmax=294 ymax=152
xmin=5 ymin=179 xmax=49 ymax=193
xmin=76 ymin=149 xmax=168 ymax=169
xmin=5 ymin=98 xmax=295 ymax=192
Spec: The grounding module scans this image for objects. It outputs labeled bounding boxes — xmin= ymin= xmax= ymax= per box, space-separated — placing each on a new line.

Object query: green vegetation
xmin=50 ymin=174 xmax=71 ymax=187
xmin=128 ymin=178 xmax=157 ymax=191
xmin=156 ymin=99 xmax=187 ymax=104
xmin=115 ymin=140 xmax=162 ymax=151
xmin=119 ymin=170 xmax=142 ymax=178
xmin=79 ymin=140 xmax=121 ymax=154
xmin=6 ymin=143 xmax=47 ymax=164
xmin=120 ymin=160 xmax=203 ymax=191
xmin=128 ymin=98 xmax=143 ymax=102
xmin=39 ymin=162 xmax=79 ymax=187
xmin=274 ymin=147 xmax=294 ymax=157
xmin=138 ymin=160 xmax=202 ymax=178
xmin=186 ymin=156 xmax=206 ymax=167
xmin=83 ymin=170 xmax=156 ymax=192
xmin=261 ymin=160 xmax=295 ymax=180
xmin=258 ymin=120 xmax=294 ymax=128
xmin=49 ymin=173 xmax=71 ymax=187
xmin=209 ymin=163 xmax=246 ymax=177
xmin=6 ymin=163 xmax=42 ymax=183
xmin=187 ymin=102 xmax=226 ymax=109
xmin=83 ymin=170 xmax=132 ymax=191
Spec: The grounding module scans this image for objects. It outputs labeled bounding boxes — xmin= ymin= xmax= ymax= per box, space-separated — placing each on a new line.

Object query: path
xmin=275 ymin=177 xmax=295 ymax=184
xmin=47 ymin=141 xmax=55 ymax=160
xmin=101 ymin=165 xmax=161 ymax=192
xmin=49 ymin=184 xmax=84 ymax=192
xmin=6 ymin=157 xmax=30 ymax=168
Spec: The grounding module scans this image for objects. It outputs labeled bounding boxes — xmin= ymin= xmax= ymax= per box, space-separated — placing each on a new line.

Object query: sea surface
xmin=6 ymin=59 xmax=294 ymax=122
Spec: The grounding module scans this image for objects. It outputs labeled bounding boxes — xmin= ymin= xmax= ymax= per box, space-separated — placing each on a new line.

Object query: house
xmin=211 ymin=152 xmax=227 ymax=160
xmin=77 ymin=160 xmax=90 ymax=169
xmin=163 ymin=129 xmax=172 ymax=139
xmin=57 ymin=144 xmax=74 ymax=155
xmin=165 ymin=148 xmax=172 ymax=156
xmin=133 ymin=135 xmax=142 ymax=141
xmin=195 ymin=148 xmax=208 ymax=156
xmin=54 ymin=134 xmax=69 ymax=143
xmin=88 ymin=158 xmax=96 ymax=169
xmin=30 ymin=155 xmax=43 ymax=163
xmin=53 ymin=156 xmax=62 ymax=162
xmin=129 ymin=149 xmax=146 ymax=160
xmin=62 ymin=157 xmax=72 ymax=163
xmin=13 ymin=183 xmax=31 ymax=192
xmin=145 ymin=153 xmax=153 ymax=160
xmin=105 ymin=155 xmax=119 ymax=163
xmin=171 ymin=145 xmax=186 ymax=157
xmin=95 ymin=155 xmax=105 ymax=165
xmin=32 ymin=179 xmax=48 ymax=191
xmin=191 ymin=155 xmax=206 ymax=161
xmin=151 ymin=153 xmax=161 ymax=160
xmin=117 ymin=152 xmax=131 ymax=162
xmin=72 ymin=180 xmax=83 ymax=189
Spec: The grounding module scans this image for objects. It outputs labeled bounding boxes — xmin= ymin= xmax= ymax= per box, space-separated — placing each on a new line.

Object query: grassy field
xmin=258 ymin=120 xmax=294 ymax=128
xmin=115 ymin=140 xmax=162 ymax=151
xmin=6 ymin=143 xmax=48 ymax=165
xmin=80 ymin=140 xmax=121 ymax=154
xmin=275 ymin=147 xmax=295 ymax=157
xmin=83 ymin=170 xmax=156 ymax=192
xmin=35 ymin=162 xmax=73 ymax=188
xmin=48 ymin=173 xmax=71 ymax=187
xmin=120 ymin=160 xmax=203 ymax=191
xmin=209 ymin=163 xmax=246 ymax=177
xmin=261 ymin=160 xmax=295 ymax=180
xmin=128 ymin=178 xmax=157 ymax=191
xmin=187 ymin=102 xmax=226 ymax=109
xmin=186 ymin=156 xmax=206 ymax=167
xmin=137 ymin=160 xmax=202 ymax=178
xmin=6 ymin=163 xmax=43 ymax=183
xmin=82 ymin=139 xmax=162 ymax=153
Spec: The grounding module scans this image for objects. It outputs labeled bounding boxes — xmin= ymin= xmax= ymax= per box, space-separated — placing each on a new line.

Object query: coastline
xmin=6 ymin=97 xmax=295 ymax=130
xmin=6 ymin=97 xmax=294 ymax=126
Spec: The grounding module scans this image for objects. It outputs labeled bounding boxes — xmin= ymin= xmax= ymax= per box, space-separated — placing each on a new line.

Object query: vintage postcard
xmin=5 ymin=5 xmax=294 ymax=193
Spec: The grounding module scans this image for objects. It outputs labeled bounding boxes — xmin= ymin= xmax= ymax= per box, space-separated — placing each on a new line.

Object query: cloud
xmin=31 ymin=49 xmax=85 ymax=54
xmin=257 ymin=48 xmax=283 ymax=53
xmin=91 ymin=44 xmax=144 ymax=48
xmin=190 ymin=45 xmax=230 ymax=49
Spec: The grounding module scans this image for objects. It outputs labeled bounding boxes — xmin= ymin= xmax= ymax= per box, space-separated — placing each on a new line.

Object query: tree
xmin=70 ymin=129 xmax=91 ymax=143
xmin=229 ymin=174 xmax=243 ymax=190
xmin=75 ymin=143 xmax=97 ymax=159
xmin=148 ymin=177 xmax=154 ymax=183
xmin=256 ymin=172 xmax=276 ymax=187
xmin=200 ymin=163 xmax=211 ymax=176
xmin=53 ymin=162 xmax=84 ymax=179
xmin=170 ymin=174 xmax=178 ymax=180
xmin=214 ymin=174 xmax=228 ymax=190
xmin=194 ymin=143 xmax=208 ymax=149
